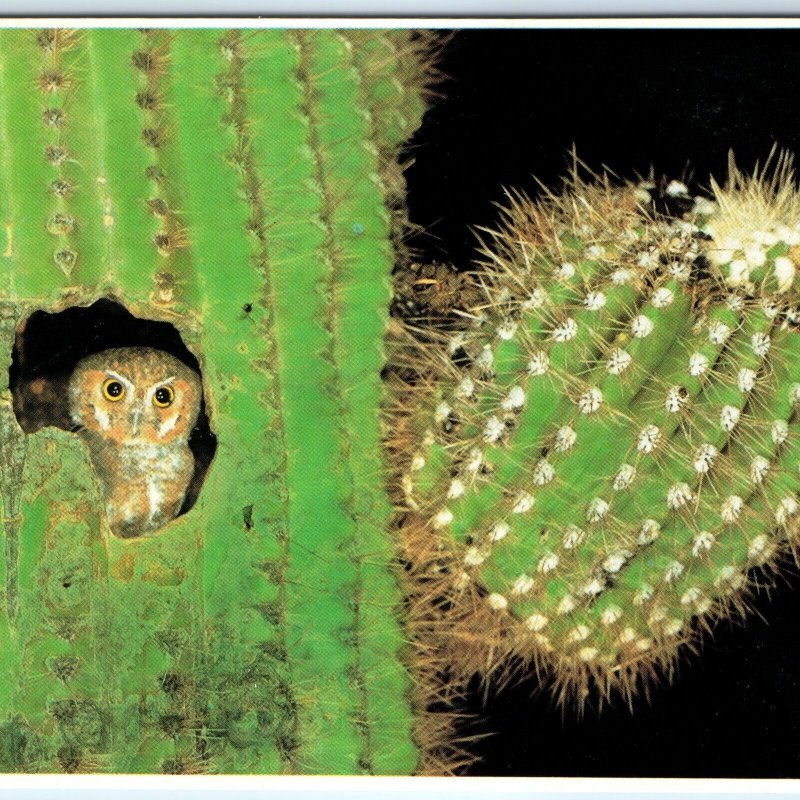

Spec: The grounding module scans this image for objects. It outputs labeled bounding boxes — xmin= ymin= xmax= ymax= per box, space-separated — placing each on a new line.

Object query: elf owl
xmin=68 ymin=347 xmax=202 ymax=538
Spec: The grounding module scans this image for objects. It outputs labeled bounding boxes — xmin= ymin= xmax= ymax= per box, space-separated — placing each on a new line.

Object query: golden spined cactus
xmin=398 ymin=148 xmax=800 ymax=704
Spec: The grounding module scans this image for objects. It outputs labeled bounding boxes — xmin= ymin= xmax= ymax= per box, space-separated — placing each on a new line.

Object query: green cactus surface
xmin=10 ymin=23 xmax=800 ymax=775
xmin=400 ymin=150 xmax=800 ymax=700
xmin=0 ymin=27 xmax=435 ymax=774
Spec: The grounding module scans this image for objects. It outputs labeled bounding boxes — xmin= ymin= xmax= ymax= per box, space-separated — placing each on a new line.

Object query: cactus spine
xmin=398 ymin=150 xmax=800 ymax=702
xmin=0 ymin=27 xmax=436 ymax=773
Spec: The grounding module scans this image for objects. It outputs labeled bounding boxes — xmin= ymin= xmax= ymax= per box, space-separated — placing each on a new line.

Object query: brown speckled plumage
xmin=68 ymin=347 xmax=202 ymax=538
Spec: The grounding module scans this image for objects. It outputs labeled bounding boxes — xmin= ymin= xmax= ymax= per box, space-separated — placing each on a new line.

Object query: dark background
xmin=403 ymin=28 xmax=800 ymax=778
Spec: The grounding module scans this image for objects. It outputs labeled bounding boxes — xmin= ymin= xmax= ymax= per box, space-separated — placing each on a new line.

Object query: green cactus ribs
xmin=0 ymin=27 xmax=440 ymax=774
xmin=401 ymin=149 xmax=800 ymax=701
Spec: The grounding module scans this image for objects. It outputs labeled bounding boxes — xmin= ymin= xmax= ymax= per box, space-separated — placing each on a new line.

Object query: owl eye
xmin=153 ymin=385 xmax=175 ymax=408
xmin=102 ymin=379 xmax=125 ymax=402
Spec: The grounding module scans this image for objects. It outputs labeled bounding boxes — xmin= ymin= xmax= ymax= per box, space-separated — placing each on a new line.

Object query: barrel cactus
xmin=0 ymin=27 xmax=442 ymax=774
xmin=397 ymin=149 xmax=800 ymax=704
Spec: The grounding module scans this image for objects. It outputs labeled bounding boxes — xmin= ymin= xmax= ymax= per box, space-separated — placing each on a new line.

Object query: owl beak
xmin=130 ymin=406 xmax=143 ymax=437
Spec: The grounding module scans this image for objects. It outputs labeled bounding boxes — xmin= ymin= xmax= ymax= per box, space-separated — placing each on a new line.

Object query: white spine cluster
xmin=607 ymin=348 xmax=633 ymax=375
xmin=750 ymin=455 xmax=770 ymax=484
xmin=737 ymin=367 xmax=757 ymax=393
xmin=486 ymin=593 xmax=508 ymax=610
xmin=637 ymin=424 xmax=662 ymax=453
xmin=525 ymin=613 xmax=548 ymax=632
xmin=512 ymin=574 xmax=535 ymax=595
xmin=631 ymin=315 xmax=654 ymax=338
xmin=663 ymin=560 xmax=685 ymax=583
xmin=533 ymin=458 xmax=555 ymax=485
xmin=720 ymin=405 xmax=741 ymax=432
xmin=601 ymin=606 xmax=622 ymax=626
xmin=483 ymin=415 xmax=505 ymax=443
xmin=651 ymin=287 xmax=674 ymax=308
xmin=692 ymin=530 xmax=715 ymax=556
xmin=772 ymin=419 xmax=789 ymax=445
xmin=528 ymin=350 xmax=550 ymax=376
xmin=611 ymin=268 xmax=633 ymax=285
xmin=562 ymin=524 xmax=586 ymax=550
xmin=501 ymin=385 xmax=526 ymax=410
xmin=475 ymin=345 xmax=494 ymax=376
xmin=586 ymin=497 xmax=610 ymax=522
xmin=689 ymin=352 xmax=709 ymax=376
xmin=578 ymin=387 xmax=603 ymax=414
xmin=638 ymin=518 xmax=661 ymax=545
xmin=708 ymin=321 xmax=731 ymax=344
xmin=490 ymin=521 xmax=510 ymax=541
xmin=776 ymin=495 xmax=799 ymax=525
xmin=557 ymin=594 xmax=576 ymax=614
xmin=433 ymin=508 xmax=453 ymax=528
xmin=512 ymin=492 xmax=535 ymax=513
xmin=693 ymin=442 xmax=718 ymax=474
xmin=538 ymin=552 xmax=559 ymax=574
xmin=521 ymin=287 xmax=546 ymax=310
xmin=464 ymin=544 xmax=490 ymax=566
xmin=552 ymin=318 xmax=578 ymax=342
xmin=667 ymin=482 xmax=693 ymax=510
xmin=613 ymin=463 xmax=636 ymax=490
xmin=447 ymin=479 xmax=465 ymax=499
xmin=603 ymin=551 xmax=630 ymax=573
xmin=665 ymin=386 xmax=688 ymax=413
xmin=751 ymin=332 xmax=771 ymax=357
xmin=720 ymin=494 xmax=744 ymax=523
xmin=497 ymin=320 xmax=518 ymax=340
xmin=455 ymin=376 xmax=475 ymax=399
xmin=554 ymin=425 xmax=577 ymax=452
xmin=584 ymin=290 xmax=607 ymax=310
xmin=747 ymin=534 xmax=770 ymax=562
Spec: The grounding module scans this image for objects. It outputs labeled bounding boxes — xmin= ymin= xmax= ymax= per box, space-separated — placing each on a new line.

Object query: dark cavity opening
xmin=9 ymin=298 xmax=217 ymax=521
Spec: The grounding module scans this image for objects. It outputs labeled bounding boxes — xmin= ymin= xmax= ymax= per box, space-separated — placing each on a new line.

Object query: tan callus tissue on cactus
xmin=396 ymin=149 xmax=800 ymax=706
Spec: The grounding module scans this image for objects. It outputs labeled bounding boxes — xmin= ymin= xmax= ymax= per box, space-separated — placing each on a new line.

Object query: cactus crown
xmin=399 ymin=148 xmax=800 ymax=704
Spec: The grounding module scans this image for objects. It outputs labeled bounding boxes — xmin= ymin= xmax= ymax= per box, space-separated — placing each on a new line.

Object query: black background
xmin=403 ymin=28 xmax=800 ymax=778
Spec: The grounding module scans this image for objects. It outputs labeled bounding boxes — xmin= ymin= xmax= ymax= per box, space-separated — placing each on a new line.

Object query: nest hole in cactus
xmin=8 ymin=298 xmax=217 ymax=524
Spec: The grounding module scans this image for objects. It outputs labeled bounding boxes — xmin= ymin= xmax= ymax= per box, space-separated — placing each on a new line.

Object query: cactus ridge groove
xmin=210 ymin=28 xmax=298 ymax=773
xmin=294 ymin=29 xmax=377 ymax=772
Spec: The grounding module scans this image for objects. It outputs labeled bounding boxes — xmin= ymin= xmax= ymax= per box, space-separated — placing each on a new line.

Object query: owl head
xmin=68 ymin=347 xmax=202 ymax=446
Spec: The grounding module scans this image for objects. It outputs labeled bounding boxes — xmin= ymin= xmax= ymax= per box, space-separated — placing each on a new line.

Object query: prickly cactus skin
xmin=401 ymin=151 xmax=800 ymax=700
xmin=0 ymin=28 xmax=434 ymax=774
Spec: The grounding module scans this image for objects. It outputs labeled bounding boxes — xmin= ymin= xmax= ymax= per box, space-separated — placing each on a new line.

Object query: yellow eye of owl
xmin=102 ymin=378 xmax=125 ymax=402
xmin=153 ymin=385 xmax=175 ymax=408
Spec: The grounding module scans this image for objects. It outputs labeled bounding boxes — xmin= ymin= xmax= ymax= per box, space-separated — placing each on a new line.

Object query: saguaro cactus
xmin=398 ymin=150 xmax=800 ymax=703
xmin=0 ymin=27 xmax=437 ymax=774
